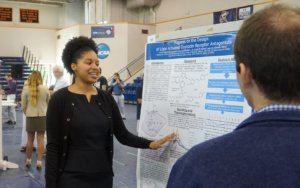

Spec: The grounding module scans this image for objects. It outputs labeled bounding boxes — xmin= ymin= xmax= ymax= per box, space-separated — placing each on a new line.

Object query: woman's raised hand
xmin=149 ymin=132 xmax=177 ymax=149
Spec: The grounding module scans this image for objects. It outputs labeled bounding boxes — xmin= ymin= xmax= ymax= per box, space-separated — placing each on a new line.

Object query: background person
xmin=94 ymin=67 xmax=108 ymax=91
xmin=46 ymin=36 xmax=175 ymax=188
xmin=52 ymin=65 xmax=69 ymax=93
xmin=167 ymin=4 xmax=300 ymax=188
xmin=22 ymin=71 xmax=50 ymax=169
xmin=3 ymin=73 xmax=17 ymax=125
xmin=110 ymin=73 xmax=126 ymax=119
xmin=136 ymin=76 xmax=143 ymax=132
xmin=20 ymin=79 xmax=37 ymax=152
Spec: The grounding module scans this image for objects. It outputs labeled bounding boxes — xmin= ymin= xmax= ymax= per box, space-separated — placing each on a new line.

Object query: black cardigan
xmin=45 ymin=87 xmax=152 ymax=188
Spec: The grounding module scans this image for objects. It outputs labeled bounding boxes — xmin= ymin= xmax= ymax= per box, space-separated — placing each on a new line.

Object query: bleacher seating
xmin=0 ymin=56 xmax=32 ymax=101
xmin=124 ymin=76 xmax=143 ymax=104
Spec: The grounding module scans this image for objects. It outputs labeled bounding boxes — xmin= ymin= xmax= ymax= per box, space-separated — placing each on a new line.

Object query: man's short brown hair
xmin=234 ymin=4 xmax=300 ymax=102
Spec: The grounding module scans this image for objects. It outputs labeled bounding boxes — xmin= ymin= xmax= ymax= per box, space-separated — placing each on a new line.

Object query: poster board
xmin=137 ymin=21 xmax=252 ymax=187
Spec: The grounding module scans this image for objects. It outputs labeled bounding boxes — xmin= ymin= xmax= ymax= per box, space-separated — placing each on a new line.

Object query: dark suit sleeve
xmin=45 ymin=93 xmax=63 ymax=188
xmin=137 ymin=86 xmax=143 ymax=99
xmin=167 ymin=149 xmax=202 ymax=188
xmin=99 ymin=76 xmax=108 ymax=91
xmin=101 ymin=76 xmax=108 ymax=86
xmin=110 ymin=94 xmax=152 ymax=148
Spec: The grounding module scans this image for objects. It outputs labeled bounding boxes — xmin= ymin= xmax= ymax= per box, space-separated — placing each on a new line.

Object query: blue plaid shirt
xmin=254 ymin=104 xmax=300 ymax=114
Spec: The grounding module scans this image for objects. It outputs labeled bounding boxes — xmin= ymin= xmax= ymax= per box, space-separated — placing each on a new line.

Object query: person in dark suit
xmin=94 ymin=67 xmax=108 ymax=91
xmin=136 ymin=76 xmax=143 ymax=131
xmin=45 ymin=36 xmax=175 ymax=188
xmin=167 ymin=4 xmax=300 ymax=188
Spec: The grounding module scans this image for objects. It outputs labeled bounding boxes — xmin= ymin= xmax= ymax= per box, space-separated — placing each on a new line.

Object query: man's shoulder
xmin=54 ymin=78 xmax=69 ymax=91
xmin=180 ymin=131 xmax=238 ymax=164
xmin=168 ymin=135 xmax=236 ymax=186
xmin=58 ymin=77 xmax=69 ymax=85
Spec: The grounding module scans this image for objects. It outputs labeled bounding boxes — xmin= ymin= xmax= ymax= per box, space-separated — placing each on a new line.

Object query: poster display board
xmin=137 ymin=31 xmax=252 ymax=187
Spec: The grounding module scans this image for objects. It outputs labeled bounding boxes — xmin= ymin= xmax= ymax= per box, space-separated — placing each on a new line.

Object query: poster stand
xmin=137 ymin=21 xmax=252 ymax=188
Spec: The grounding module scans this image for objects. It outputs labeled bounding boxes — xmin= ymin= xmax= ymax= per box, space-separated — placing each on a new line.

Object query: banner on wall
xmin=0 ymin=7 xmax=12 ymax=22
xmin=91 ymin=26 xmax=114 ymax=38
xmin=20 ymin=9 xmax=39 ymax=23
xmin=213 ymin=8 xmax=237 ymax=24
xmin=137 ymin=32 xmax=252 ymax=188
xmin=237 ymin=5 xmax=253 ymax=20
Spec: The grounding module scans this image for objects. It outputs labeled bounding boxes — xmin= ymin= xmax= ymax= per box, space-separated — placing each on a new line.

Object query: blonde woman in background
xmin=22 ymin=71 xmax=50 ymax=169
xmin=20 ymin=80 xmax=37 ymax=152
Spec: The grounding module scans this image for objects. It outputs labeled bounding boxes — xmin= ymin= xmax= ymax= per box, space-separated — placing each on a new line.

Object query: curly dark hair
xmin=62 ymin=36 xmax=98 ymax=74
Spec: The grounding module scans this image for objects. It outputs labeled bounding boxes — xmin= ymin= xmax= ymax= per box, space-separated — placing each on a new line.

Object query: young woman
xmin=45 ymin=36 xmax=175 ymax=188
xmin=21 ymin=71 xmax=50 ymax=169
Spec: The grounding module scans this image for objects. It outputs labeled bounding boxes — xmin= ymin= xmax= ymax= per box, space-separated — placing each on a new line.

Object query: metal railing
xmin=107 ymin=53 xmax=145 ymax=84
xmin=22 ymin=46 xmax=52 ymax=86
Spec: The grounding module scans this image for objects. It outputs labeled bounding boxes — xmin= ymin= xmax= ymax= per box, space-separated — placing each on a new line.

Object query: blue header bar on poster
xmin=146 ymin=32 xmax=236 ymax=60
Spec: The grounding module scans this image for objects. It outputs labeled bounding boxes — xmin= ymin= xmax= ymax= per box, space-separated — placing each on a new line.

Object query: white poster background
xmin=137 ymin=23 xmax=252 ymax=188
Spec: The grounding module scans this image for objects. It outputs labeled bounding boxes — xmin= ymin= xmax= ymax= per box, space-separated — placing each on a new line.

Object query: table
xmin=0 ymin=97 xmax=19 ymax=170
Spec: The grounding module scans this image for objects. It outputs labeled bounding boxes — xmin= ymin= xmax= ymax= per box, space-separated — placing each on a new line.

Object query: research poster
xmin=137 ymin=32 xmax=252 ymax=188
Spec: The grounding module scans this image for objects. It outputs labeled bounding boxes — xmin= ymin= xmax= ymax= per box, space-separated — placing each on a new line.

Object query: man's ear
xmin=239 ymin=63 xmax=253 ymax=87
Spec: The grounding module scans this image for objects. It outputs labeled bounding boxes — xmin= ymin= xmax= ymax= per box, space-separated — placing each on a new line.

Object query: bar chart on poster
xmin=137 ymin=21 xmax=252 ymax=188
